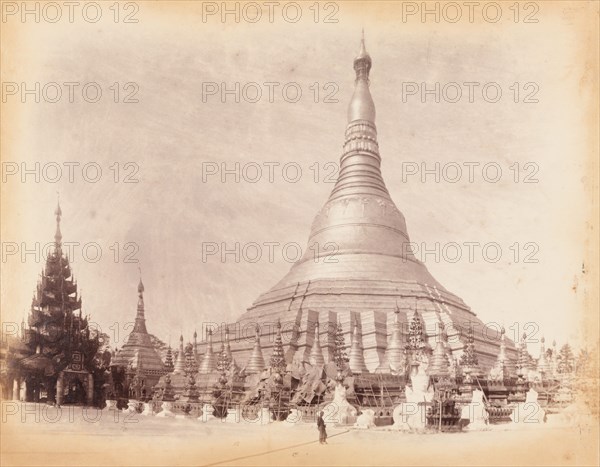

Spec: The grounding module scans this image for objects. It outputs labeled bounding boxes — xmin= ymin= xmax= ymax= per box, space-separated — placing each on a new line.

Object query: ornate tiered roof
xmin=22 ymin=201 xmax=98 ymax=376
xmin=30 ymin=202 xmax=82 ymax=328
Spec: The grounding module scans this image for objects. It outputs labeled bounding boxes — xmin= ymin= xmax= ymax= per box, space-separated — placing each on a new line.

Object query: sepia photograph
xmin=1 ymin=1 xmax=598 ymax=466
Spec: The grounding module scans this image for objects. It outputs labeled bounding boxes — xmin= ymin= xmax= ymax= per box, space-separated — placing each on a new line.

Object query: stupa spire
xmin=309 ymin=320 xmax=325 ymax=366
xmin=133 ymin=270 xmax=148 ymax=334
xmin=348 ymin=323 xmax=368 ymax=374
xmin=237 ymin=34 xmax=507 ymax=374
xmin=332 ymin=30 xmax=387 ymax=202
xmin=223 ymin=327 xmax=239 ymax=372
xmin=247 ymin=31 xmax=427 ymax=295
xmin=377 ymin=303 xmax=406 ymax=374
xmin=111 ymin=269 xmax=166 ymax=376
xmin=173 ymin=334 xmax=186 ymax=374
xmin=428 ymin=323 xmax=450 ymax=378
xmin=193 ymin=329 xmax=199 ymax=362
xmin=216 ymin=341 xmax=232 ymax=375
xmin=245 ymin=325 xmax=266 ymax=374
xmin=349 ymin=30 xmax=374 ymax=122
xmin=199 ymin=329 xmax=217 ymax=374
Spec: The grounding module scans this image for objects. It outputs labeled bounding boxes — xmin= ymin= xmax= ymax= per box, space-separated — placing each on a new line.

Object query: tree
xmin=405 ymin=310 xmax=426 ymax=359
xmin=576 ymin=348 xmax=590 ymax=376
xmin=557 ymin=343 xmax=575 ymax=374
xmin=459 ymin=326 xmax=478 ymax=368
xmin=332 ymin=321 xmax=349 ymax=371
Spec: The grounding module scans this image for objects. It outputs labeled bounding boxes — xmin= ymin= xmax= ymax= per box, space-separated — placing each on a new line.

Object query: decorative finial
xmin=55 ymin=191 xmax=62 ymax=217
xmin=137 ymin=266 xmax=144 ymax=294
xmin=354 ymin=30 xmax=371 ymax=68
xmin=54 ymin=193 xmax=62 ymax=246
xmin=357 ymin=29 xmax=368 ymax=57
xmin=348 ymin=31 xmax=375 ymax=124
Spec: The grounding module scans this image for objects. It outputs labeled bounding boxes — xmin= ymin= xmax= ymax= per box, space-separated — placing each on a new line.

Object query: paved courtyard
xmin=1 ymin=404 xmax=598 ymax=466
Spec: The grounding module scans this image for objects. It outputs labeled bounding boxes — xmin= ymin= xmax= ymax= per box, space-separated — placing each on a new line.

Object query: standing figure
xmin=317 ymin=410 xmax=327 ymax=444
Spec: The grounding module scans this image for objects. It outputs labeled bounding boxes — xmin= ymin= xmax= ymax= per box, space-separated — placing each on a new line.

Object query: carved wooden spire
xmin=269 ymin=320 xmax=286 ymax=373
xmin=54 ymin=197 xmax=63 ymax=248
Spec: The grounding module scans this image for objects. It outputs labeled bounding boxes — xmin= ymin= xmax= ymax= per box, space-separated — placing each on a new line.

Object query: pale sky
xmin=1 ymin=2 xmax=596 ymax=355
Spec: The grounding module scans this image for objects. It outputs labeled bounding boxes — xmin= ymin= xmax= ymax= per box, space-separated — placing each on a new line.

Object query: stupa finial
xmin=348 ymin=30 xmax=375 ymax=123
